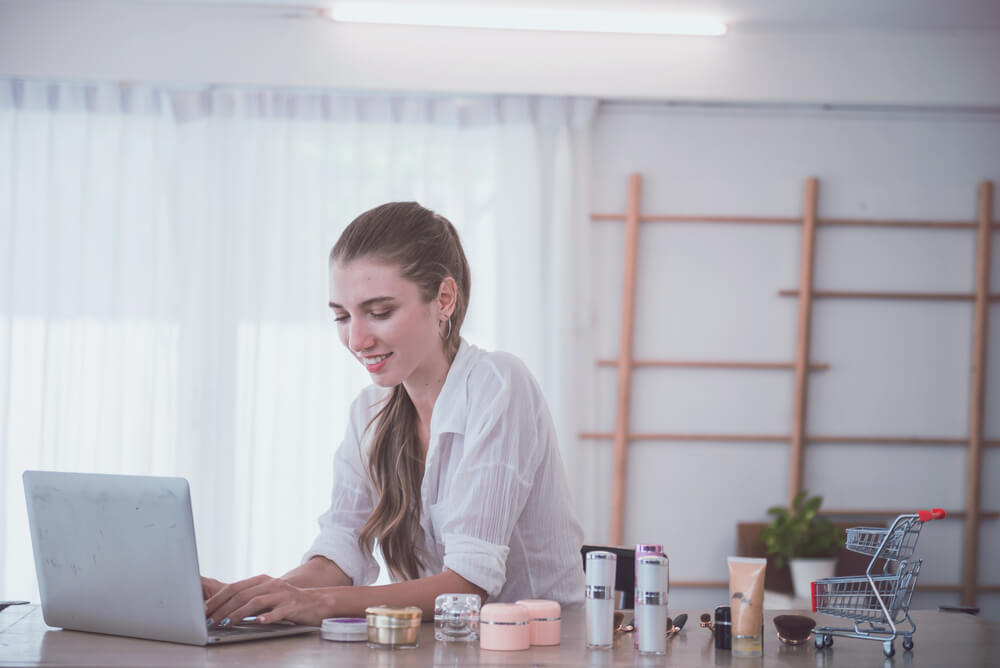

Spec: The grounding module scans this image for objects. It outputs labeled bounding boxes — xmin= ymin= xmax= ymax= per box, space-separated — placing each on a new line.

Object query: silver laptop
xmin=23 ymin=470 xmax=318 ymax=645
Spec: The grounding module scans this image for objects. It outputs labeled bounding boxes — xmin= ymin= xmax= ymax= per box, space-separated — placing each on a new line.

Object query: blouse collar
xmin=428 ymin=338 xmax=478 ymax=438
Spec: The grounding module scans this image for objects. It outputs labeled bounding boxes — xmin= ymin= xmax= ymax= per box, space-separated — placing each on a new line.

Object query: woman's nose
xmin=349 ymin=319 xmax=374 ymax=352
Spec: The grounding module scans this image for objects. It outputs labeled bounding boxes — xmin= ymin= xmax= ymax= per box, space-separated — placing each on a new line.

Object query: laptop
xmin=23 ymin=470 xmax=318 ymax=645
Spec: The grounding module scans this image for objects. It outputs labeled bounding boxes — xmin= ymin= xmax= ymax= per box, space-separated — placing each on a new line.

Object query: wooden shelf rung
xmin=808 ymin=436 xmax=970 ymax=446
xmin=592 ymin=213 xmax=1000 ymax=229
xmin=819 ymin=509 xmax=999 ymax=520
xmin=818 ymin=219 xmax=977 ymax=229
xmin=596 ymin=359 xmax=830 ymax=371
xmin=580 ymin=432 xmax=791 ymax=443
xmin=779 ymin=289 xmax=985 ymax=301
xmin=662 ymin=581 xmax=1000 ymax=593
xmin=591 ymin=213 xmax=801 ymax=224
xmin=579 ymin=433 xmax=995 ymax=447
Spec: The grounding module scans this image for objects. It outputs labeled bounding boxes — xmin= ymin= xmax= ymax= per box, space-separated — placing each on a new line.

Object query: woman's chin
xmin=368 ymin=374 xmax=399 ymax=388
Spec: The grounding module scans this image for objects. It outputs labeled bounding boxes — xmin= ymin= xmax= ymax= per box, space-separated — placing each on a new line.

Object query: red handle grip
xmin=918 ymin=508 xmax=946 ymax=522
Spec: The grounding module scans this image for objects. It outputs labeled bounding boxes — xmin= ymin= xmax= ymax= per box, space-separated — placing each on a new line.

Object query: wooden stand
xmin=586 ymin=175 xmax=997 ymax=603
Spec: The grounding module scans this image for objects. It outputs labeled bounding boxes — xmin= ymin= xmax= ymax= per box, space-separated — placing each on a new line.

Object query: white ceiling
xmin=6 ymin=0 xmax=999 ymax=105
xmin=94 ymin=0 xmax=1000 ymax=31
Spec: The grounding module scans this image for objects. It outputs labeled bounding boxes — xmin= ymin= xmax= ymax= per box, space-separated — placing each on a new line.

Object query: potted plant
xmin=761 ymin=491 xmax=845 ymax=599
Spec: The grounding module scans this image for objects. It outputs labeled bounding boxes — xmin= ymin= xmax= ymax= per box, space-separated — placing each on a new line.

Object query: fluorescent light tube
xmin=329 ymin=2 xmax=727 ymax=36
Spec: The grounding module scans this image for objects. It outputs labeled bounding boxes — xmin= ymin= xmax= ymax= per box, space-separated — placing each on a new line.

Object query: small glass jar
xmin=434 ymin=593 xmax=481 ymax=642
xmin=365 ymin=605 xmax=422 ymax=649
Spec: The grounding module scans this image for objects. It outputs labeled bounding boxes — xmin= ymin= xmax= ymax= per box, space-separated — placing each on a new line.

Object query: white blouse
xmin=304 ymin=340 xmax=584 ymax=604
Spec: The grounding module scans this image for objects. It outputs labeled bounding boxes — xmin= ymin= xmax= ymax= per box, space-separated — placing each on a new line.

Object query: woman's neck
xmin=402 ymin=346 xmax=453 ymax=437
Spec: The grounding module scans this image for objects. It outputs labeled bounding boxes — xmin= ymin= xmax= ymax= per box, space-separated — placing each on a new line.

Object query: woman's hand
xmin=204 ymin=574 xmax=330 ymax=627
xmin=201 ymin=576 xmax=226 ymax=601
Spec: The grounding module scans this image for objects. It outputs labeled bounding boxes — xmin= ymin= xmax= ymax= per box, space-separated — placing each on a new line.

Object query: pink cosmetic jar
xmin=478 ymin=603 xmax=530 ymax=651
xmin=514 ymin=599 xmax=561 ymax=646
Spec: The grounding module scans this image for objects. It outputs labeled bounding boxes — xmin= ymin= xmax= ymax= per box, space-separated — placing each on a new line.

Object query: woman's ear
xmin=437 ymin=277 xmax=458 ymax=318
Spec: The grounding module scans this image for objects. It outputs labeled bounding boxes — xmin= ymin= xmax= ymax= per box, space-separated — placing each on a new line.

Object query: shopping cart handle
xmin=918 ymin=508 xmax=947 ymax=522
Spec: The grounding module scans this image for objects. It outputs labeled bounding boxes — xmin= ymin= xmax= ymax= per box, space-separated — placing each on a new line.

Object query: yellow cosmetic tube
xmin=727 ymin=557 xmax=766 ymax=657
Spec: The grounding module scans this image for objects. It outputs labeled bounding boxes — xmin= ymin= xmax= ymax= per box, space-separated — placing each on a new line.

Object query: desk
xmin=1 ymin=604 xmax=996 ymax=666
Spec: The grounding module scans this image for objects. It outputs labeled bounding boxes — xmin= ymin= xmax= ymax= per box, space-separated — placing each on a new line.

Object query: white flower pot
xmin=789 ymin=557 xmax=837 ymax=600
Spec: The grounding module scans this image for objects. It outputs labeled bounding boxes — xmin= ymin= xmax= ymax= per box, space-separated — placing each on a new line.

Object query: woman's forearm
xmin=315 ymin=570 xmax=487 ymax=619
xmin=282 ymin=555 xmax=353 ymax=588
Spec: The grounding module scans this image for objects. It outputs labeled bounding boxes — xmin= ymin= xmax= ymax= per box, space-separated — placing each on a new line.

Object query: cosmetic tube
xmin=585 ymin=550 xmax=616 ymax=649
xmin=635 ymin=555 xmax=669 ymax=655
xmin=727 ymin=557 xmax=766 ymax=657
xmin=714 ymin=605 xmax=732 ymax=650
xmin=633 ymin=544 xmax=663 ymax=606
xmin=633 ymin=544 xmax=664 ymax=647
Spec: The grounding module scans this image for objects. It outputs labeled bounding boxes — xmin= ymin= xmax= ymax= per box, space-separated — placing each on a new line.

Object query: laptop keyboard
xmin=209 ymin=622 xmax=294 ymax=638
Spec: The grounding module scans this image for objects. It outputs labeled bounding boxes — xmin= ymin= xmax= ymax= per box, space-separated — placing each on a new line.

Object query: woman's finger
xmin=201 ymin=576 xmax=225 ymax=601
xmin=205 ymin=574 xmax=272 ymax=624
xmin=260 ymin=587 xmax=329 ymax=626
xmin=256 ymin=600 xmax=292 ymax=626
xmin=225 ymin=592 xmax=280 ymax=627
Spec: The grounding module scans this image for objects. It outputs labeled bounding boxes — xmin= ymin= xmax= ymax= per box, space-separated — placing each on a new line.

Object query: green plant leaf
xmin=761 ymin=491 xmax=841 ymax=565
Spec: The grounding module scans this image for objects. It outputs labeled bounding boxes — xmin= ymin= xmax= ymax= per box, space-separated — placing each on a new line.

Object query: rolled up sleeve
xmin=435 ymin=358 xmax=544 ymax=598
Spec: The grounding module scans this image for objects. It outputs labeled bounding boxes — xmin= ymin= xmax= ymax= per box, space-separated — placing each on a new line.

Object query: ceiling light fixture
xmin=328 ymin=2 xmax=727 ymax=36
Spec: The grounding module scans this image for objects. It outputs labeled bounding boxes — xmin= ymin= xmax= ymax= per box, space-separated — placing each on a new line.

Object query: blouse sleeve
xmin=302 ymin=392 xmax=381 ymax=586
xmin=436 ymin=355 xmax=547 ymax=598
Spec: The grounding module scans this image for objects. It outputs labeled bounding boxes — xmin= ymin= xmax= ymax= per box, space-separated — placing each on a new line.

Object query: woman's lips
xmin=360 ymin=352 xmax=392 ymax=372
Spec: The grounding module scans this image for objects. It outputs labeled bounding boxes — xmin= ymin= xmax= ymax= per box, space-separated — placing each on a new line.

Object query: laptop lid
xmin=23 ymin=470 xmax=211 ymax=645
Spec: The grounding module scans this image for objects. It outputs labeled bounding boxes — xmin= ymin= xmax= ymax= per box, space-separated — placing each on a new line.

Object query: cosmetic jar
xmin=321 ymin=617 xmax=368 ymax=642
xmin=635 ymin=555 xmax=669 ymax=655
xmin=714 ymin=605 xmax=732 ymax=650
xmin=365 ymin=605 xmax=422 ymax=649
xmin=434 ymin=593 xmax=481 ymax=642
xmin=514 ymin=599 xmax=561 ymax=646
xmin=479 ymin=603 xmax=530 ymax=651
xmin=585 ymin=550 xmax=616 ymax=649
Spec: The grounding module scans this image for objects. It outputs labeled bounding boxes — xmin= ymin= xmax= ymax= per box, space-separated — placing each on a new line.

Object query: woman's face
xmin=329 ymin=256 xmax=449 ymax=388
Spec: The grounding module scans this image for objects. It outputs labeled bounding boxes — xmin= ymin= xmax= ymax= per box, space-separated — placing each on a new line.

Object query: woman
xmin=203 ymin=202 xmax=583 ymax=628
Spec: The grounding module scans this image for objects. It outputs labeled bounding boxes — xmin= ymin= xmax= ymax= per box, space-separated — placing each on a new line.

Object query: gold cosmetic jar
xmin=365 ymin=605 xmax=423 ymax=649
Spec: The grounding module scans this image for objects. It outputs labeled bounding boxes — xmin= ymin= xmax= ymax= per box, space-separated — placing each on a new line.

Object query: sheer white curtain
xmin=0 ymin=79 xmax=595 ymax=598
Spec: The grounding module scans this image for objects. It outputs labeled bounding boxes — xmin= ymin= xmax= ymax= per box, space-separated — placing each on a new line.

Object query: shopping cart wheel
xmin=814 ymin=634 xmax=825 ymax=649
xmin=902 ymin=636 xmax=914 ymax=651
xmin=824 ymin=635 xmax=833 ymax=648
xmin=883 ymin=640 xmax=895 ymax=657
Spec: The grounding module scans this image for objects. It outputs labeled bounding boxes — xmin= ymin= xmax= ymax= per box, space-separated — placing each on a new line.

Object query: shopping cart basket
xmin=811 ymin=508 xmax=945 ymax=657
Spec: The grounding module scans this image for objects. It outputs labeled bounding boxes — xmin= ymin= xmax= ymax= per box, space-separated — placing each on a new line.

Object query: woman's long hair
xmin=330 ymin=202 xmax=471 ymax=580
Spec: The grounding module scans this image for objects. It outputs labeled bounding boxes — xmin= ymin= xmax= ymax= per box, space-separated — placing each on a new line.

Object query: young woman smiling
xmin=202 ymin=202 xmax=583 ymax=628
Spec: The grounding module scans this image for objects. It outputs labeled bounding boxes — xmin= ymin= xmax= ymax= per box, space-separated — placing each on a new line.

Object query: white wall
xmin=1 ymin=1 xmax=1000 ymax=107
xmin=584 ymin=103 xmax=1000 ymax=616
xmin=3 ymin=0 xmax=999 ymax=618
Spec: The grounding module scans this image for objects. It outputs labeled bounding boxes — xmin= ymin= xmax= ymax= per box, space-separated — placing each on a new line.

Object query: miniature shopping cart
xmin=811 ymin=508 xmax=946 ymax=658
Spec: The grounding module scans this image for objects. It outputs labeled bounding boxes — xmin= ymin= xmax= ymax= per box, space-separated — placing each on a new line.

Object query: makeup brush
xmin=773 ymin=614 xmax=816 ymax=645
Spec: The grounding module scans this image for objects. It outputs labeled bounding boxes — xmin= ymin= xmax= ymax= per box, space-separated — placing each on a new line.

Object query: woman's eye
xmin=333 ymin=314 xmax=349 ymax=323
xmin=370 ymin=311 xmax=392 ymax=320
